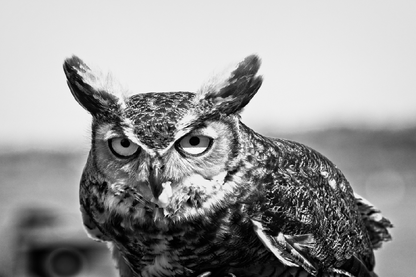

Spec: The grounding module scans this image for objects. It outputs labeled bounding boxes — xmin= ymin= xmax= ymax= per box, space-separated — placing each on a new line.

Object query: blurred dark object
xmin=11 ymin=207 xmax=116 ymax=277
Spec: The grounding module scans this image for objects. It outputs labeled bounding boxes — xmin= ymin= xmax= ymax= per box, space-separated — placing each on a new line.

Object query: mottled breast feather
xmin=125 ymin=92 xmax=196 ymax=149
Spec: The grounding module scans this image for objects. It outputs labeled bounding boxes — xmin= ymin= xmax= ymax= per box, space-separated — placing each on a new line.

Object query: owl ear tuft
xmin=63 ymin=55 xmax=125 ymax=117
xmin=197 ymin=55 xmax=263 ymax=115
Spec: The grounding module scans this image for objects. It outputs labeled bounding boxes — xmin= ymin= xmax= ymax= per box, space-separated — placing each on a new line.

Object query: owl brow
xmin=103 ymin=130 xmax=121 ymax=140
xmin=102 ymin=127 xmax=138 ymax=145
xmin=96 ymin=123 xmax=118 ymax=140
xmin=193 ymin=126 xmax=219 ymax=141
xmin=173 ymin=121 xmax=204 ymax=141
xmin=187 ymin=122 xmax=208 ymax=133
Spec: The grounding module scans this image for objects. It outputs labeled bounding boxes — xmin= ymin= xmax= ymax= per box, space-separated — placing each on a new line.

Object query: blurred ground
xmin=0 ymin=127 xmax=414 ymax=276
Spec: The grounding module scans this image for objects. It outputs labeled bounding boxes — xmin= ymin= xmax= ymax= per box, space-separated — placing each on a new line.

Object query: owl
xmin=63 ymin=55 xmax=392 ymax=277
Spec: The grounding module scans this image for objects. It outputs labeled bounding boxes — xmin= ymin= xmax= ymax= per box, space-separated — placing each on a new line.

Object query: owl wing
xmin=354 ymin=193 xmax=393 ymax=249
xmin=248 ymin=138 xmax=376 ymax=277
xmin=251 ymin=219 xmax=373 ymax=277
xmin=251 ymin=219 xmax=319 ymax=275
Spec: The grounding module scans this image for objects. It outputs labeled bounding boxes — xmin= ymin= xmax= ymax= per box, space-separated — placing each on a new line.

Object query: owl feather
xmin=64 ymin=54 xmax=392 ymax=277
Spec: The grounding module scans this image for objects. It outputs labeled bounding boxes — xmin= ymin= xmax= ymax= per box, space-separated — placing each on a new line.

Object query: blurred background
xmin=0 ymin=1 xmax=415 ymax=276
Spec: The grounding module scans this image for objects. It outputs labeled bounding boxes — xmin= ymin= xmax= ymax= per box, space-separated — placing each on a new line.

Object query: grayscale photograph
xmin=0 ymin=1 xmax=414 ymax=277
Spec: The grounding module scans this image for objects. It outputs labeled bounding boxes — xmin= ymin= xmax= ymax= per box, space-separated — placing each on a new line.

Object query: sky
xmin=1 ymin=0 xmax=415 ymax=150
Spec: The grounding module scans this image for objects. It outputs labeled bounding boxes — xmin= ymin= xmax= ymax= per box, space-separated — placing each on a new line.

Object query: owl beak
xmin=148 ymin=165 xmax=163 ymax=199
xmin=148 ymin=164 xmax=172 ymax=208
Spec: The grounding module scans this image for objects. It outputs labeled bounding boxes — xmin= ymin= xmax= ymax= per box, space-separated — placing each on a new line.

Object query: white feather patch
xmin=328 ymin=179 xmax=337 ymax=190
xmin=151 ymin=181 xmax=173 ymax=208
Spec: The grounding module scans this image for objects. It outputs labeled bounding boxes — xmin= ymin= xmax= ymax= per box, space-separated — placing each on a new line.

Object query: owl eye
xmin=177 ymin=135 xmax=212 ymax=156
xmin=108 ymin=137 xmax=141 ymax=158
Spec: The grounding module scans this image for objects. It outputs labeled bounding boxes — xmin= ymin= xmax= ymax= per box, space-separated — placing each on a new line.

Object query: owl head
xmin=64 ymin=55 xmax=263 ymax=226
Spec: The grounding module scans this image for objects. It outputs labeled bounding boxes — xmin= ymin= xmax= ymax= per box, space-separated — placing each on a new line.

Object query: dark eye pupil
xmin=189 ymin=136 xmax=200 ymax=146
xmin=120 ymin=138 xmax=131 ymax=148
